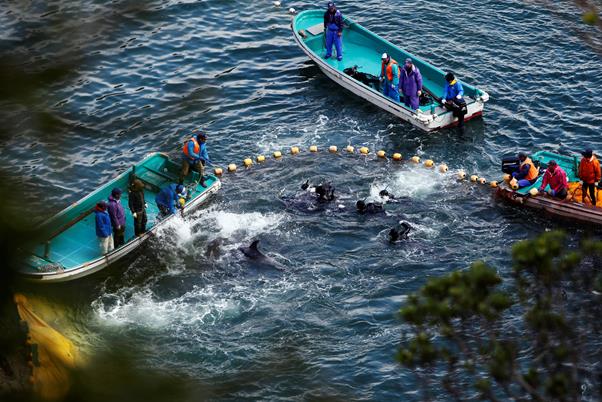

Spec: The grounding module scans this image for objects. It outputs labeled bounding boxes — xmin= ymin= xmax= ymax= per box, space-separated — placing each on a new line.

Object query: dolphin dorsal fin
xmin=250 ymin=240 xmax=260 ymax=250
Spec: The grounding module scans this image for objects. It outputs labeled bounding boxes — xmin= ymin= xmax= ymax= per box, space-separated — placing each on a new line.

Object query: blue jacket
xmin=185 ymin=140 xmax=211 ymax=164
xmin=95 ymin=210 xmax=112 ymax=238
xmin=324 ymin=10 xmax=343 ymax=32
xmin=442 ymin=80 xmax=464 ymax=101
xmin=155 ymin=184 xmax=178 ymax=215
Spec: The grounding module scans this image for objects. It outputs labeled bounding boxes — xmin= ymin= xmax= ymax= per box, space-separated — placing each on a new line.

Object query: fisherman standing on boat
xmin=156 ymin=184 xmax=187 ymax=217
xmin=95 ymin=201 xmax=114 ymax=254
xmin=512 ymin=152 xmax=540 ymax=188
xmin=538 ymin=160 xmax=568 ymax=199
xmin=323 ymin=2 xmax=343 ymax=61
xmin=380 ymin=53 xmax=400 ymax=102
xmin=128 ymin=178 xmax=147 ymax=236
xmin=441 ymin=72 xmax=467 ymax=128
xmin=179 ymin=131 xmax=210 ymax=188
xmin=399 ymin=58 xmax=423 ymax=110
xmin=107 ymin=188 xmax=126 ymax=248
xmin=578 ymin=149 xmax=601 ymax=206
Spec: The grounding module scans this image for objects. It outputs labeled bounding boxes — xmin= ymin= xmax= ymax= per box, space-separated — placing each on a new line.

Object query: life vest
xmin=183 ymin=137 xmax=200 ymax=158
xmin=381 ymin=59 xmax=399 ymax=82
xmin=521 ymin=157 xmax=539 ymax=181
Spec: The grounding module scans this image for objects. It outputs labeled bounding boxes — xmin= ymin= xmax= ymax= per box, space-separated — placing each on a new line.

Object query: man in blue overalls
xmin=323 ymin=2 xmax=343 ymax=61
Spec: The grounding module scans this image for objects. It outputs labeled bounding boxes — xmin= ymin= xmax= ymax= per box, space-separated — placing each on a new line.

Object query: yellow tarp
xmin=566 ymin=182 xmax=602 ymax=207
xmin=14 ymin=293 xmax=77 ymax=401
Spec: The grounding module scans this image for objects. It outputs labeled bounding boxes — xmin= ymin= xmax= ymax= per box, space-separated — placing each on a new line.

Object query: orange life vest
xmin=521 ymin=157 xmax=539 ymax=181
xmin=183 ymin=137 xmax=200 ymax=158
xmin=381 ymin=59 xmax=399 ymax=82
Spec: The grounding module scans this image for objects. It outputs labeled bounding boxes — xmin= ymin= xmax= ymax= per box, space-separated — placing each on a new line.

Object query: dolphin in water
xmin=238 ymin=240 xmax=285 ymax=271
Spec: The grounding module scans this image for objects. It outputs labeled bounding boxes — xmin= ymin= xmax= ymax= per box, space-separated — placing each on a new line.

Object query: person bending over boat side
xmin=578 ymin=148 xmax=601 ymax=206
xmin=107 ymin=188 xmax=126 ymax=248
xmin=380 ymin=53 xmax=400 ymax=102
xmin=538 ymin=160 xmax=568 ymax=199
xmin=512 ymin=152 xmax=540 ymax=188
xmin=441 ymin=72 xmax=467 ymax=128
xmin=179 ymin=131 xmax=211 ymax=188
xmin=128 ymin=179 xmax=147 ymax=236
xmin=156 ymin=184 xmax=187 ymax=217
xmin=323 ymin=2 xmax=343 ymax=61
xmin=95 ymin=201 xmax=114 ymax=254
xmin=399 ymin=58 xmax=423 ymax=110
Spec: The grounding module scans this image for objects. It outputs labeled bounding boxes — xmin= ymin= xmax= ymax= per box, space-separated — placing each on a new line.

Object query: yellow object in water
xmin=503 ymin=173 xmax=511 ymax=182
xmin=377 ymin=150 xmax=386 ymax=158
xmin=228 ymin=163 xmax=237 ymax=172
xmin=410 ymin=156 xmax=420 ymax=163
xmin=273 ymin=151 xmax=282 ymax=158
xmin=478 ymin=177 xmax=486 ymax=185
xmin=14 ymin=294 xmax=77 ymax=401
xmin=329 ymin=145 xmax=338 ymax=153
xmin=458 ymin=170 xmax=466 ymax=180
xmin=470 ymin=175 xmax=478 ymax=182
xmin=243 ymin=158 xmax=253 ymax=167
xmin=290 ymin=146 xmax=300 ymax=155
xmin=359 ymin=147 xmax=369 ymax=154
xmin=256 ymin=155 xmax=266 ymax=163
xmin=346 ymin=145 xmax=354 ymax=153
xmin=490 ymin=181 xmax=498 ymax=188
xmin=439 ymin=164 xmax=448 ymax=173
xmin=214 ymin=167 xmax=223 ymax=176
xmin=424 ymin=159 xmax=434 ymax=168
xmin=309 ymin=145 xmax=318 ymax=152
xmin=392 ymin=153 xmax=402 ymax=161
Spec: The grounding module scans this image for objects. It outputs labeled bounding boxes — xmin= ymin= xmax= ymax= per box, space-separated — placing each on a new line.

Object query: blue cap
xmin=111 ymin=187 xmax=122 ymax=197
xmin=176 ymin=184 xmax=185 ymax=194
xmin=405 ymin=58 xmax=413 ymax=65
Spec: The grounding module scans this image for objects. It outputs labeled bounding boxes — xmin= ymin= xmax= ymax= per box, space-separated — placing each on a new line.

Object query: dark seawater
xmin=1 ymin=0 xmax=601 ymax=400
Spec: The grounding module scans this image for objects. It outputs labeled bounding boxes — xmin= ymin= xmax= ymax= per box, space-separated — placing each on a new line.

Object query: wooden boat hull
xmin=20 ymin=152 xmax=221 ymax=283
xmin=292 ymin=10 xmax=489 ymax=132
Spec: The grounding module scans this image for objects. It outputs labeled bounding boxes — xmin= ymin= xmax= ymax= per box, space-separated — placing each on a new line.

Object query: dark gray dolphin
xmin=238 ymin=240 xmax=284 ymax=271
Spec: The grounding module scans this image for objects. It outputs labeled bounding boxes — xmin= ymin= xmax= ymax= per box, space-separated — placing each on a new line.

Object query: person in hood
xmin=323 ymin=2 xmax=343 ymax=61
xmin=399 ymin=58 xmax=423 ymax=110
xmin=538 ymin=160 xmax=568 ymax=199
xmin=578 ymin=148 xmax=601 ymax=206
xmin=107 ymin=187 xmax=126 ymax=248
xmin=95 ymin=201 xmax=114 ymax=254
xmin=128 ymin=179 xmax=148 ymax=236
xmin=155 ymin=183 xmax=187 ymax=217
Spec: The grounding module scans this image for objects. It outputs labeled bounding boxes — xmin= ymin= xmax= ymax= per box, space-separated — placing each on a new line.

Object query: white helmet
xmin=381 ymin=52 xmax=389 ymax=59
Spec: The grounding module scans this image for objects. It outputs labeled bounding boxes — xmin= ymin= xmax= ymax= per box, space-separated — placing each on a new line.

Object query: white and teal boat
xmin=292 ymin=10 xmax=489 ymax=131
xmin=20 ymin=152 xmax=221 ymax=283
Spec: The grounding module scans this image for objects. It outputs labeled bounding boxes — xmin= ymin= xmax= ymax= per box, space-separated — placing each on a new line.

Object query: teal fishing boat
xmin=292 ymin=10 xmax=489 ymax=131
xmin=20 ymin=152 xmax=221 ymax=282
xmin=497 ymin=151 xmax=602 ymax=226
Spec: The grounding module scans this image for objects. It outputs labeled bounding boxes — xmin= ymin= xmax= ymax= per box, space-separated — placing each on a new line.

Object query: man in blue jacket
xmin=179 ymin=131 xmax=211 ymax=187
xmin=95 ymin=201 xmax=114 ymax=254
xmin=155 ymin=184 xmax=187 ymax=217
xmin=323 ymin=2 xmax=343 ymax=61
xmin=441 ymin=72 xmax=467 ymax=128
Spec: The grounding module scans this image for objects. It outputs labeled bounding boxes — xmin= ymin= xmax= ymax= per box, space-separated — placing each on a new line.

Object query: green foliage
xmin=398 ymin=231 xmax=602 ymax=401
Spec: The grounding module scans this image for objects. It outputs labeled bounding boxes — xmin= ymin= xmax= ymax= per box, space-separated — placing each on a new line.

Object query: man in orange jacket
xmin=578 ymin=148 xmax=601 ymax=206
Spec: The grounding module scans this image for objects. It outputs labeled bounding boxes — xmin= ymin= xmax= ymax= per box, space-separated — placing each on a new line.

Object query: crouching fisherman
xmin=129 ymin=179 xmax=147 ymax=236
xmin=95 ymin=201 xmax=114 ymax=254
xmin=512 ymin=152 xmax=540 ymax=188
xmin=441 ymin=72 xmax=467 ymax=128
xmin=156 ymin=184 xmax=187 ymax=217
xmin=538 ymin=160 xmax=568 ymax=199
xmin=179 ymin=131 xmax=211 ymax=188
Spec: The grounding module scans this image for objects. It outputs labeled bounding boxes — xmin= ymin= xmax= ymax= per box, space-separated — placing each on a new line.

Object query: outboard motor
xmin=501 ymin=157 xmax=520 ymax=174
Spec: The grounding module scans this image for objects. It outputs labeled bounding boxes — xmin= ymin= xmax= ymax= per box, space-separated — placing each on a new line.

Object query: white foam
xmin=207 ymin=210 xmax=285 ymax=238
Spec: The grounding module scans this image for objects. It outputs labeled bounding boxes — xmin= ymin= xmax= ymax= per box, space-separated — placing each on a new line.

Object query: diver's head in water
xmin=356 ymin=200 xmax=366 ymax=212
